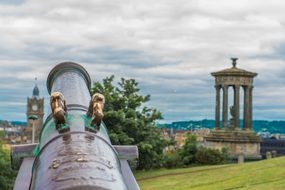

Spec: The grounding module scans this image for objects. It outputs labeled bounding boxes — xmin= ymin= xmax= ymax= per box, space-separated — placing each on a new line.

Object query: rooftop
xmin=211 ymin=58 xmax=257 ymax=77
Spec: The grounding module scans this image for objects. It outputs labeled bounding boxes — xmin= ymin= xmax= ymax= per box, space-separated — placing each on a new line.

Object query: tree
xmin=91 ymin=76 xmax=168 ymax=169
xmin=0 ymin=142 xmax=16 ymax=189
xmin=179 ymin=134 xmax=198 ymax=165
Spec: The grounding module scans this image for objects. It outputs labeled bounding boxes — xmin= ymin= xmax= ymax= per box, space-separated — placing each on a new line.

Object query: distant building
xmin=160 ymin=128 xmax=189 ymax=148
xmin=0 ymin=121 xmax=22 ymax=144
xmin=192 ymin=128 xmax=210 ymax=142
xmin=279 ymin=134 xmax=285 ymax=140
xmin=161 ymin=128 xmax=210 ymax=149
xmin=161 ymin=128 xmax=171 ymax=139
xmin=260 ymin=139 xmax=285 ymax=157
xmin=23 ymin=81 xmax=44 ymax=143
xmin=174 ymin=130 xmax=189 ymax=148
xmin=257 ymin=130 xmax=271 ymax=139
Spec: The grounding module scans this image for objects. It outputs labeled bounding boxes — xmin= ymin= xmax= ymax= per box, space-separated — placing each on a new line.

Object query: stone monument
xmin=205 ymin=58 xmax=261 ymax=160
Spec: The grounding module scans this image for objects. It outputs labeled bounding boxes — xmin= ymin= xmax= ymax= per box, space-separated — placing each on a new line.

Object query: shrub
xmin=179 ymin=134 xmax=198 ymax=166
xmin=195 ymin=147 xmax=229 ymax=165
xmin=164 ymin=151 xmax=182 ymax=168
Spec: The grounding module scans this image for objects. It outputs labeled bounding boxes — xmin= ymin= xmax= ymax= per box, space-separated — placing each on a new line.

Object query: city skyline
xmin=1 ymin=0 xmax=285 ymax=122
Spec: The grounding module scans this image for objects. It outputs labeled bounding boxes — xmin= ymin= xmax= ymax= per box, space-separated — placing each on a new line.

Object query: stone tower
xmin=205 ymin=58 xmax=261 ymax=160
xmin=26 ymin=80 xmax=44 ymax=143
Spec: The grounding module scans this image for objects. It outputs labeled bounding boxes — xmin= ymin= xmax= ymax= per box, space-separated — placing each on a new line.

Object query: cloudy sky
xmin=1 ymin=0 xmax=285 ymax=123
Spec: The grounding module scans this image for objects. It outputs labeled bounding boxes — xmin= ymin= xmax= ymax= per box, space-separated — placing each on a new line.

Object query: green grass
xmin=135 ymin=157 xmax=285 ymax=190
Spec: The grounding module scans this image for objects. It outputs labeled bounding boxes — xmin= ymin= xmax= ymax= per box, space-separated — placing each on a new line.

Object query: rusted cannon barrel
xmin=29 ymin=62 xmax=139 ymax=190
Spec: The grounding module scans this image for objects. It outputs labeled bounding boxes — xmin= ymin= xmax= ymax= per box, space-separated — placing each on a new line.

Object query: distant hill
xmin=158 ymin=120 xmax=285 ymax=134
xmin=0 ymin=120 xmax=27 ymax=127
xmin=10 ymin=121 xmax=27 ymax=126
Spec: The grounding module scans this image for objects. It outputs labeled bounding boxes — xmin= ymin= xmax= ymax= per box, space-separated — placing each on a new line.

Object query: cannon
xmin=11 ymin=62 xmax=140 ymax=190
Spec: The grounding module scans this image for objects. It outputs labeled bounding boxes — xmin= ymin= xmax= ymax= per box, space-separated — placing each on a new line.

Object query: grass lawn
xmin=135 ymin=157 xmax=285 ymax=190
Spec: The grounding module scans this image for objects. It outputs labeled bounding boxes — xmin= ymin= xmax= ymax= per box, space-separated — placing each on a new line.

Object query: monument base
xmin=204 ymin=129 xmax=261 ymax=160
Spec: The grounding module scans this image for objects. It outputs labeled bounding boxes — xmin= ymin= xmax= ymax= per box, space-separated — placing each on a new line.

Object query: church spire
xmin=33 ymin=77 xmax=40 ymax=97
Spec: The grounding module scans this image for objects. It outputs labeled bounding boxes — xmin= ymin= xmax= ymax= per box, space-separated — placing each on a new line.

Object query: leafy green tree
xmin=0 ymin=142 xmax=16 ymax=190
xmin=91 ymin=76 xmax=168 ymax=169
xmin=179 ymin=134 xmax=198 ymax=165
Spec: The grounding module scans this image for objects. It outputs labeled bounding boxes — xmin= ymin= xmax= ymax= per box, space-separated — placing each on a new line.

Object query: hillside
xmin=158 ymin=120 xmax=285 ymax=134
xmin=0 ymin=120 xmax=26 ymax=127
xmin=135 ymin=157 xmax=285 ymax=190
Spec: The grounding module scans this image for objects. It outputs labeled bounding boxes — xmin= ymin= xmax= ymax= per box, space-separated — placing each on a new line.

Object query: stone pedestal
xmin=204 ymin=129 xmax=261 ymax=160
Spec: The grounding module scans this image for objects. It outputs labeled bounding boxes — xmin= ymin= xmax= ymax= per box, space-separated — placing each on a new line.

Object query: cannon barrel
xmin=27 ymin=62 xmax=139 ymax=190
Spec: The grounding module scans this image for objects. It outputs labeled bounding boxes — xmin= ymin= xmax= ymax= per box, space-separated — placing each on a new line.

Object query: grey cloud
xmin=252 ymin=43 xmax=285 ymax=61
xmin=1 ymin=0 xmax=285 ymax=122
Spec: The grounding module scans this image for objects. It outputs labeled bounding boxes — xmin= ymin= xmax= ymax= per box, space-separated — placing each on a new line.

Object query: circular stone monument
xmin=205 ymin=58 xmax=261 ymax=160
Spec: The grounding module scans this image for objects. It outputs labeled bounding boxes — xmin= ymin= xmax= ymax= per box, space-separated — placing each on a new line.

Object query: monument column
xmin=234 ymin=85 xmax=240 ymax=129
xmin=222 ymin=85 xmax=229 ymax=129
xmin=215 ymin=85 xmax=221 ymax=129
xmin=249 ymin=86 xmax=253 ymax=129
xmin=243 ymin=86 xmax=250 ymax=130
